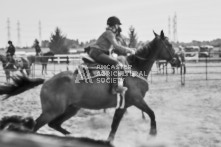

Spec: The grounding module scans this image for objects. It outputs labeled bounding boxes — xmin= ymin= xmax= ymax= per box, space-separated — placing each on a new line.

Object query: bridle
xmin=159 ymin=39 xmax=176 ymax=64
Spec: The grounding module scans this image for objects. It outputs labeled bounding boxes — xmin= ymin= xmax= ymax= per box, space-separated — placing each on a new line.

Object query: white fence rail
xmin=13 ymin=51 xmax=85 ymax=63
xmin=49 ymin=54 xmax=84 ymax=63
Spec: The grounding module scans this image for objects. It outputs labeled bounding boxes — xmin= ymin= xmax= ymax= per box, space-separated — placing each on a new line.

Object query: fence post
xmin=66 ymin=56 xmax=69 ymax=71
xmin=205 ymin=56 xmax=208 ymax=80
xmin=57 ymin=56 xmax=60 ymax=64
xmin=166 ymin=62 xmax=168 ymax=82
xmin=181 ymin=63 xmax=185 ymax=86
xmin=150 ymin=70 xmax=153 ymax=83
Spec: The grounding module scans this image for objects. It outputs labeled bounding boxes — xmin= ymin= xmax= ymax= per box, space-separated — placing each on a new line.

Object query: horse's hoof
xmin=107 ymin=138 xmax=114 ymax=146
xmin=149 ymin=128 xmax=157 ymax=136
xmin=107 ymin=134 xmax=114 ymax=144
xmin=65 ymin=134 xmax=71 ymax=137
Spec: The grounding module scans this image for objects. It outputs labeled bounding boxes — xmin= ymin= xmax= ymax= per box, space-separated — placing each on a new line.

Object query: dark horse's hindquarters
xmin=0 ymin=31 xmax=179 ymax=143
xmin=27 ymin=51 xmax=54 ymax=75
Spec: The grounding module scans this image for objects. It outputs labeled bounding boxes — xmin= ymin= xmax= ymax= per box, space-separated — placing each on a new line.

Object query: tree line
xmin=12 ymin=27 xmax=221 ymax=54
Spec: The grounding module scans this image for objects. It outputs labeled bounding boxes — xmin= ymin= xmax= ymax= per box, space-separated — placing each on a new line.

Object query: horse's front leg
xmin=20 ymin=69 xmax=26 ymax=77
xmin=26 ymin=68 xmax=31 ymax=76
xmin=134 ymin=98 xmax=157 ymax=136
xmin=5 ymin=70 xmax=10 ymax=83
xmin=45 ymin=64 xmax=47 ymax=74
xmin=41 ymin=64 xmax=44 ymax=75
xmin=107 ymin=108 xmax=126 ymax=143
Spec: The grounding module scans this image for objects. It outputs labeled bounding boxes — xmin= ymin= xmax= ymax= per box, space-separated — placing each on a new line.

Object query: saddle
xmin=78 ymin=53 xmax=130 ymax=80
xmin=77 ymin=54 xmax=110 ymax=80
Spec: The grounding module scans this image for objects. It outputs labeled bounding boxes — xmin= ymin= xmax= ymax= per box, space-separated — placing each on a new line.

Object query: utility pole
xmin=173 ymin=12 xmax=178 ymax=43
xmin=168 ymin=16 xmax=171 ymax=39
xmin=38 ymin=21 xmax=42 ymax=46
xmin=7 ymin=18 xmax=11 ymax=41
xmin=17 ymin=21 xmax=21 ymax=47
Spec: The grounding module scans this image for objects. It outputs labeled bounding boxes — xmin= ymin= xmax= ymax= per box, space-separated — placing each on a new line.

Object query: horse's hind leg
xmin=34 ymin=112 xmax=57 ymax=132
xmin=20 ymin=70 xmax=26 ymax=76
xmin=134 ymin=98 xmax=157 ymax=135
xmin=107 ymin=108 xmax=126 ymax=143
xmin=48 ymin=105 xmax=80 ymax=135
xmin=45 ymin=65 xmax=47 ymax=74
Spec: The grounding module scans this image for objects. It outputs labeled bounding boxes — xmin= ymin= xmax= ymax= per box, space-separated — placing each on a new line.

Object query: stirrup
xmin=116 ymin=86 xmax=128 ymax=93
xmin=112 ymin=86 xmax=128 ymax=95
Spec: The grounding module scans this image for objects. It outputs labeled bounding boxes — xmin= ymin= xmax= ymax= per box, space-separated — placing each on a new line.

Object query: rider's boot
xmin=112 ymin=78 xmax=128 ymax=94
xmin=111 ymin=63 xmax=128 ymax=95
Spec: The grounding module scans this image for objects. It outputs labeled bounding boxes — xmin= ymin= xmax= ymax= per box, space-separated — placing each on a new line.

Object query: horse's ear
xmin=160 ymin=30 xmax=165 ymax=39
xmin=153 ymin=30 xmax=158 ymax=37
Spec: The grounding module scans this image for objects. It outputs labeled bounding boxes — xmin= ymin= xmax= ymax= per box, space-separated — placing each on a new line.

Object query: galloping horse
xmin=27 ymin=51 xmax=54 ymax=75
xmin=0 ymin=54 xmax=30 ymax=82
xmin=0 ymin=31 xmax=178 ymax=143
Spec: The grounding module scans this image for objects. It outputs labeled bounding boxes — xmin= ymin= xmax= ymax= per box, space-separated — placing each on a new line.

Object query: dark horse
xmin=27 ymin=51 xmax=54 ymax=75
xmin=0 ymin=54 xmax=31 ymax=82
xmin=0 ymin=31 xmax=178 ymax=143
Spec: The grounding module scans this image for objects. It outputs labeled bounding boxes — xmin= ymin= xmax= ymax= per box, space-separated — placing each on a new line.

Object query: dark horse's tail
xmin=0 ymin=76 xmax=45 ymax=100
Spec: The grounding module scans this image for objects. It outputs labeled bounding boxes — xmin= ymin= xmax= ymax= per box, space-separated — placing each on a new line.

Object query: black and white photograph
xmin=0 ymin=0 xmax=221 ymax=147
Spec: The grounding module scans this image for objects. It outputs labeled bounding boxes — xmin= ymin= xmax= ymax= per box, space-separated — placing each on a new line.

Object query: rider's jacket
xmin=6 ymin=45 xmax=15 ymax=56
xmin=90 ymin=28 xmax=132 ymax=55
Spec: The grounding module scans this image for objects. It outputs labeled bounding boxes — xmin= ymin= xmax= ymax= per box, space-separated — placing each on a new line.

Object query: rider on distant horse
xmin=177 ymin=46 xmax=185 ymax=62
xmin=34 ymin=40 xmax=42 ymax=56
xmin=6 ymin=40 xmax=16 ymax=69
xmin=88 ymin=16 xmax=136 ymax=95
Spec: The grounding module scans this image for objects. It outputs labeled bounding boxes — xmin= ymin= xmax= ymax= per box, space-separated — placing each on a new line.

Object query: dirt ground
xmin=0 ymin=71 xmax=221 ymax=147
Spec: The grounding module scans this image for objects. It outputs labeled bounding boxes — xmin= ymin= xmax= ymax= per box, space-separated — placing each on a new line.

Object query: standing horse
xmin=27 ymin=51 xmax=54 ymax=75
xmin=171 ymin=53 xmax=185 ymax=74
xmin=0 ymin=54 xmax=30 ymax=82
xmin=0 ymin=31 xmax=178 ymax=143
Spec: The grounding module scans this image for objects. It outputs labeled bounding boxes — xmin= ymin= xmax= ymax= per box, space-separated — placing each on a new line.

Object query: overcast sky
xmin=0 ymin=0 xmax=221 ymax=47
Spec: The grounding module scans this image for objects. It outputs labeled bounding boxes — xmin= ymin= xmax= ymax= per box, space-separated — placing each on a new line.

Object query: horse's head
xmin=153 ymin=30 xmax=179 ymax=66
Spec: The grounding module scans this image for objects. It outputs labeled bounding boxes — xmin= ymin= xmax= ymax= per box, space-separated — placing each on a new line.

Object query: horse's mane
xmin=135 ymin=39 xmax=156 ymax=59
xmin=127 ymin=38 xmax=156 ymax=67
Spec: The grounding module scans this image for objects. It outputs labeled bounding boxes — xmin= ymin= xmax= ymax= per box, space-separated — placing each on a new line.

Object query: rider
xmin=177 ymin=46 xmax=185 ymax=62
xmin=34 ymin=40 xmax=42 ymax=56
xmin=88 ymin=16 xmax=136 ymax=94
xmin=6 ymin=40 xmax=16 ymax=69
xmin=114 ymin=27 xmax=128 ymax=55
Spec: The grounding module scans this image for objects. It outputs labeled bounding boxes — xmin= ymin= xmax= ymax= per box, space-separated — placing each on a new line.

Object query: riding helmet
xmin=107 ymin=16 xmax=122 ymax=26
xmin=8 ymin=40 xmax=12 ymax=44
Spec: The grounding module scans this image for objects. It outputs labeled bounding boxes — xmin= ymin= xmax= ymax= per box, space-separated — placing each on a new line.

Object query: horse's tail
xmin=0 ymin=76 xmax=45 ymax=100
